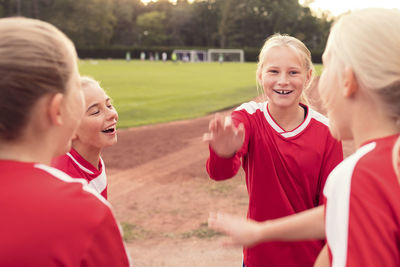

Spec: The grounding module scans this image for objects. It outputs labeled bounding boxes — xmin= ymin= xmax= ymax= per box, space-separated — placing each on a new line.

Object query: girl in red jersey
xmin=208 ymin=8 xmax=400 ymax=267
xmin=0 ymin=18 xmax=130 ymax=266
xmin=203 ymin=34 xmax=343 ymax=267
xmin=52 ymin=76 xmax=118 ymax=199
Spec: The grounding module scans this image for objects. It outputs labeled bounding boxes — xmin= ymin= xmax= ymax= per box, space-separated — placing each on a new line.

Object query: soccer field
xmin=79 ymin=60 xmax=322 ymax=128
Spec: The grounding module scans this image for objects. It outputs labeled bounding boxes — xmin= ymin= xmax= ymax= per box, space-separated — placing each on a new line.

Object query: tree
xmin=189 ymin=1 xmax=219 ymax=47
xmin=111 ymin=0 xmax=144 ymax=46
xmin=136 ymin=10 xmax=167 ymax=46
xmin=0 ymin=0 xmax=332 ymax=57
xmin=37 ymin=0 xmax=116 ymax=46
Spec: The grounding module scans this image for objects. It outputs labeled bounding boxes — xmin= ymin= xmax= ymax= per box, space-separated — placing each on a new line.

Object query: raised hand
xmin=203 ymin=113 xmax=245 ymax=158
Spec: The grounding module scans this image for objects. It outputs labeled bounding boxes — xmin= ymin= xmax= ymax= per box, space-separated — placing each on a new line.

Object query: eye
xmin=106 ymin=98 xmax=113 ymax=109
xmin=90 ymin=110 xmax=100 ymax=115
xmin=289 ymin=71 xmax=299 ymax=75
xmin=268 ymin=70 xmax=278 ymax=74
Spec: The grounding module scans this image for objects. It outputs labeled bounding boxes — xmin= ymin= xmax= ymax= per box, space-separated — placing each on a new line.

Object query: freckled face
xmin=259 ymin=46 xmax=310 ymax=109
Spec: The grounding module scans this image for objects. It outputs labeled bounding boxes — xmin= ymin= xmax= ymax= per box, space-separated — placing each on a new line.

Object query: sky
xmin=300 ymin=0 xmax=400 ymax=17
xmin=141 ymin=0 xmax=400 ymax=17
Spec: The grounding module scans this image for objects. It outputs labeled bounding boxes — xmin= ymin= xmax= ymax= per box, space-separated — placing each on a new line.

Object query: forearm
xmin=259 ymin=206 xmax=325 ymax=242
xmin=206 ymin=146 xmax=241 ymax=180
xmin=314 ymin=245 xmax=329 ymax=267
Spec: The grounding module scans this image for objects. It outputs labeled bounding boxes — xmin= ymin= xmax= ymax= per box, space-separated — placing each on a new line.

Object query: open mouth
xmin=273 ymin=89 xmax=293 ymax=95
xmin=102 ymin=126 xmax=116 ymax=134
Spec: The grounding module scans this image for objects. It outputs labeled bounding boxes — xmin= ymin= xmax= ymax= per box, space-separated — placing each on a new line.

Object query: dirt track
xmin=103 ymin=111 xmax=248 ymax=266
xmin=103 ymin=80 xmax=355 ymax=266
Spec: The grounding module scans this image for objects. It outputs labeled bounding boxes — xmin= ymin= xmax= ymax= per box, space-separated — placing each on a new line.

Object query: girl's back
xmin=0 ymin=160 xmax=128 ymax=266
xmin=324 ymin=134 xmax=400 ymax=267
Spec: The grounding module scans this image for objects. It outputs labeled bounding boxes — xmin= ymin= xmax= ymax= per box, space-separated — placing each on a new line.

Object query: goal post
xmin=207 ymin=49 xmax=245 ymax=63
xmin=172 ymin=49 xmax=208 ymax=62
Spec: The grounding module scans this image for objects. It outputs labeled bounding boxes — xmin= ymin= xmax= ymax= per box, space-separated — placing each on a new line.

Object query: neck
xmin=0 ymin=136 xmax=56 ymax=165
xmin=351 ymin=104 xmax=398 ymax=148
xmin=268 ymin=102 xmax=305 ymax=131
xmin=72 ymin=143 xmax=101 ymax=170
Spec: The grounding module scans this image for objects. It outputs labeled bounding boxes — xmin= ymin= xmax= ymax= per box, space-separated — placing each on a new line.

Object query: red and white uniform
xmin=324 ymin=134 xmax=400 ymax=267
xmin=0 ymin=160 xmax=131 ymax=267
xmin=207 ymin=101 xmax=343 ymax=267
xmin=52 ymin=148 xmax=108 ymax=199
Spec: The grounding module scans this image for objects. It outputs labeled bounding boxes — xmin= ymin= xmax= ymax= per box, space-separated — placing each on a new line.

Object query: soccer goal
xmin=207 ymin=49 xmax=245 ymax=63
xmin=172 ymin=49 xmax=208 ymax=62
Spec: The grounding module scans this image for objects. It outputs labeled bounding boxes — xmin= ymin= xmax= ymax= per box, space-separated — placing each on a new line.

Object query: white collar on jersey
xmin=66 ymin=152 xmax=104 ymax=175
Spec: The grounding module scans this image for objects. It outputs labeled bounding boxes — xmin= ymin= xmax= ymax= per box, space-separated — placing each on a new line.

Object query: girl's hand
xmin=208 ymin=212 xmax=262 ymax=248
xmin=203 ymin=114 xmax=245 ymax=158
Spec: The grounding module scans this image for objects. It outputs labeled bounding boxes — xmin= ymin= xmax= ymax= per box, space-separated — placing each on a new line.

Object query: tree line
xmin=0 ymin=0 xmax=332 ymax=58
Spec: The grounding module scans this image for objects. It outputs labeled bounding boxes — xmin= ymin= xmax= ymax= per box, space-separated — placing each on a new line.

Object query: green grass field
xmin=79 ymin=60 xmax=322 ymax=128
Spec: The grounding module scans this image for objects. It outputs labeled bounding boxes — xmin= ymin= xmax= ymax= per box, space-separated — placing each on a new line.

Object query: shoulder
xmin=306 ymin=107 xmax=339 ymax=146
xmin=324 ymin=143 xmax=376 ymax=198
xmin=308 ymin=107 xmax=329 ymax=128
xmin=234 ymin=101 xmax=265 ymax=115
xmin=232 ymin=101 xmax=267 ymax=131
xmin=34 ymin=164 xmax=109 ymax=210
xmin=51 ymin=153 xmax=71 ymax=168
xmin=0 ymin=163 xmax=122 ymax=265
xmin=51 ymin=153 xmax=78 ymax=173
xmin=51 ymin=152 xmax=91 ymax=178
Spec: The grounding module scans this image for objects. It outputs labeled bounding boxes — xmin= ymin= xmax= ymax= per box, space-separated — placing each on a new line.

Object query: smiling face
xmin=258 ymin=46 xmax=310 ymax=109
xmin=73 ymin=82 xmax=118 ymax=151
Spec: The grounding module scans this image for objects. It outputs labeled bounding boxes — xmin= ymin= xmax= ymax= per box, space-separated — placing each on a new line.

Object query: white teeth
xmin=275 ymin=90 xmax=292 ymax=95
xmin=102 ymin=126 xmax=115 ymax=133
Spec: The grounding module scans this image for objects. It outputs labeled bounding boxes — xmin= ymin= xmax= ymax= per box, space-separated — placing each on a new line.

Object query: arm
xmin=204 ymin=113 xmax=245 ymax=180
xmin=314 ymin=245 xmax=330 ymax=267
xmin=208 ymin=206 xmax=325 ymax=248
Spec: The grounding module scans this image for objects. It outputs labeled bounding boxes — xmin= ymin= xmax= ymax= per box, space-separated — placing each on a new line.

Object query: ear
xmin=343 ymin=67 xmax=358 ymax=98
xmin=256 ymin=66 xmax=263 ymax=83
xmin=48 ymin=93 xmax=64 ymax=126
xmin=305 ymin=69 xmax=312 ymax=85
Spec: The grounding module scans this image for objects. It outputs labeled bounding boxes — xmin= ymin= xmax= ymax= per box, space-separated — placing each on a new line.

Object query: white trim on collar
xmin=263 ymin=102 xmax=312 ymax=138
xmin=66 ymin=152 xmax=94 ymax=174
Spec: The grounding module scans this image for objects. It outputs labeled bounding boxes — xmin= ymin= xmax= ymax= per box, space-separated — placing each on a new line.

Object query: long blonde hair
xmin=0 ymin=17 xmax=77 ymax=141
xmin=256 ymin=33 xmax=315 ymax=105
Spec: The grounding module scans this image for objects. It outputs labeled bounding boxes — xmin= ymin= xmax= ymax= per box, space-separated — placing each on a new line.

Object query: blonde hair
xmin=0 ymin=17 xmax=77 ymax=140
xmin=256 ymin=33 xmax=315 ymax=105
xmin=326 ymin=8 xmax=400 ymax=124
xmin=80 ymin=76 xmax=102 ymax=91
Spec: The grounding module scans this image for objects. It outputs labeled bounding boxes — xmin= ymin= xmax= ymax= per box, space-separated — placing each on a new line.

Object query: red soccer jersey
xmin=52 ymin=148 xmax=108 ymax=199
xmin=0 ymin=160 xmax=131 ymax=266
xmin=206 ymin=101 xmax=343 ymax=267
xmin=324 ymin=134 xmax=400 ymax=267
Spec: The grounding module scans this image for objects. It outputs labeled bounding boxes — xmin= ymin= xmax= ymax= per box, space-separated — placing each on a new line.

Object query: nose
xmin=277 ymin=73 xmax=289 ymax=86
xmin=106 ymin=107 xmax=119 ymax=122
